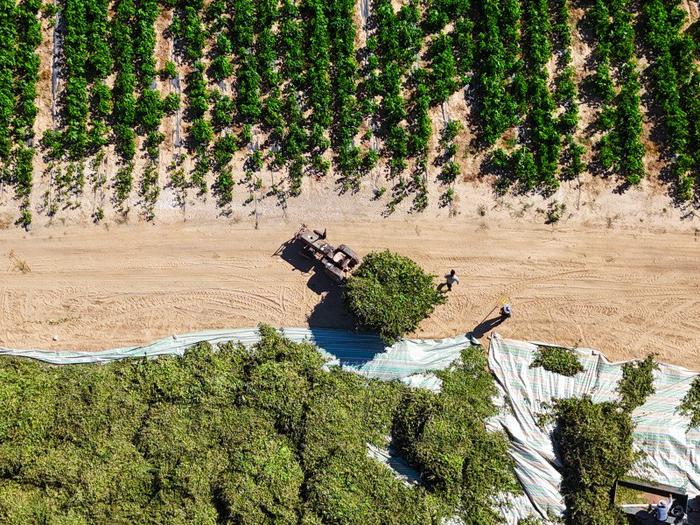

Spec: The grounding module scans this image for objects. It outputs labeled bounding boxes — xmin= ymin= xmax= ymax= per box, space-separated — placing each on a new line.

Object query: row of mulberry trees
xmin=0 ymin=0 xmax=41 ymax=227
xmin=1 ymin=0 xmax=699 ymax=226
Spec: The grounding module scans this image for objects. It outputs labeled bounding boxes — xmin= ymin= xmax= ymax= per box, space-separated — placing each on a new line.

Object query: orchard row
xmin=1 ymin=0 xmax=699 ymax=225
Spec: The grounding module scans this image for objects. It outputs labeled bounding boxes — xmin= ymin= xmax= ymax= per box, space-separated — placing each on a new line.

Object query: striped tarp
xmin=0 ymin=327 xmax=468 ymax=388
xmin=488 ymin=335 xmax=700 ymax=520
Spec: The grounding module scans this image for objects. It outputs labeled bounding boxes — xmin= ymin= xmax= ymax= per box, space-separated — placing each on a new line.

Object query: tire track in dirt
xmin=2 ymin=220 xmax=699 ymax=370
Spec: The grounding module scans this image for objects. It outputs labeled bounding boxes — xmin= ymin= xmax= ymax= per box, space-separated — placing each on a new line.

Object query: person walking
xmin=443 ymin=269 xmax=459 ymax=291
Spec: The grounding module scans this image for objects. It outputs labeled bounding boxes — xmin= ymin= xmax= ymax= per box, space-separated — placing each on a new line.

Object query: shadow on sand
xmin=468 ymin=315 xmax=509 ymax=340
xmin=307 ymin=280 xmax=386 ymax=368
xmin=275 ymin=238 xmax=386 ymax=368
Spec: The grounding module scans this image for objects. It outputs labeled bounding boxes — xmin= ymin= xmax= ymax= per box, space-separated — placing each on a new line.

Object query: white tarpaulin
xmin=488 ymin=334 xmax=700 ymax=520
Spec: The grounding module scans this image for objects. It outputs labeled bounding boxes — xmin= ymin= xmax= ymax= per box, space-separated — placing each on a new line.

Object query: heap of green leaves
xmin=393 ymin=346 xmax=521 ymax=524
xmin=0 ymin=325 xmax=517 ymax=524
xmin=345 ymin=250 xmax=445 ymax=342
xmin=530 ymin=345 xmax=584 ymax=377
xmin=551 ymin=396 xmax=636 ymax=525
xmin=617 ymin=354 xmax=658 ymax=412
xmin=546 ymin=354 xmax=664 ymax=522
xmin=679 ymin=376 xmax=700 ymax=429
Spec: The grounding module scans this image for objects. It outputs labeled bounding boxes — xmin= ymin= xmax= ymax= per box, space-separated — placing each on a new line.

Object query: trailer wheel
xmin=670 ymin=504 xmax=685 ymax=518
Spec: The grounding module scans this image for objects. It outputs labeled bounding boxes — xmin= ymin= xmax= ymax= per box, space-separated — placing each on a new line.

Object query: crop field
xmin=0 ymin=0 xmax=698 ymax=226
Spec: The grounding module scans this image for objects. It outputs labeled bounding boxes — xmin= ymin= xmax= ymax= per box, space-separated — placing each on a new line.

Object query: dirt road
xmin=1 ymin=218 xmax=699 ymax=369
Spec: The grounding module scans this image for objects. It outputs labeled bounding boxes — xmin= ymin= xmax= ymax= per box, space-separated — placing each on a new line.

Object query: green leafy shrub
xmin=393 ymin=346 xmax=521 ymax=522
xmin=136 ymin=89 xmax=164 ymax=132
xmin=15 ymin=206 xmax=32 ymax=230
xmin=190 ymin=118 xmax=213 ymax=150
xmin=679 ymin=376 xmax=700 ymax=429
xmin=545 ymin=201 xmax=566 ymax=224
xmin=439 ymin=161 xmax=460 ymax=184
xmin=617 ymin=354 xmax=657 ymax=412
xmin=345 ymin=251 xmax=446 ymax=342
xmin=113 ymin=162 xmax=133 ymax=210
xmin=429 ymin=33 xmax=458 ymax=105
xmin=159 ymin=60 xmax=177 ymax=80
xmin=551 ymin=396 xmax=635 ymax=525
xmin=213 ymin=168 xmax=233 ymax=208
xmin=531 ymin=345 xmax=584 ymax=376
xmin=161 ymin=92 xmax=180 ymax=114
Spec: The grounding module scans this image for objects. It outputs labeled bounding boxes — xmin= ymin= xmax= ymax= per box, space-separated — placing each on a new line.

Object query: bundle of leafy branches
xmin=344 ymin=250 xmax=445 ymax=343
xmin=679 ymin=376 xmax=700 ymax=429
xmin=0 ymin=325 xmax=517 ymax=524
xmin=540 ymin=354 xmax=668 ymax=522
xmin=392 ymin=345 xmax=521 ymax=524
xmin=530 ymin=345 xmax=584 ymax=377
xmin=551 ymin=396 xmax=636 ymax=525
xmin=617 ymin=354 xmax=657 ymax=412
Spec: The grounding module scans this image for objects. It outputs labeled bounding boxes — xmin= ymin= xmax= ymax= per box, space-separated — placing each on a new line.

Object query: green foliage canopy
xmin=393 ymin=346 xmax=521 ymax=523
xmin=679 ymin=376 xmax=700 ymax=429
xmin=552 ymin=397 xmax=635 ymax=525
xmin=531 ymin=346 xmax=584 ymax=377
xmin=617 ymin=354 xmax=658 ymax=412
xmin=345 ymin=251 xmax=446 ymax=342
xmin=0 ymin=325 xmax=517 ymax=525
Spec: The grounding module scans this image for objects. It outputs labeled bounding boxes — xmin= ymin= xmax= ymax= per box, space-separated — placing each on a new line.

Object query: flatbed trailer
xmin=294 ymin=226 xmax=360 ymax=283
xmin=614 ymin=477 xmax=699 ymax=524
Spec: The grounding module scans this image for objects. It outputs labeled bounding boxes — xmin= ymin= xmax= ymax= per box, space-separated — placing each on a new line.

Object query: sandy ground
xmin=2 ymin=217 xmax=699 ymax=369
xmin=1 ymin=2 xmax=699 ymax=371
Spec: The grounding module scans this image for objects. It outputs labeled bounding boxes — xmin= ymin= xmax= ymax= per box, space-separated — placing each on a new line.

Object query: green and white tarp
xmin=488 ymin=335 xmax=700 ymax=521
xmin=0 ymin=327 xmax=464 ymax=388
xmin=1 ymin=329 xmax=698 ymax=523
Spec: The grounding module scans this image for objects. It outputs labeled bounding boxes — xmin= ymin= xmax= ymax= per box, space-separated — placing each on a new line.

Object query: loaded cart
xmin=294 ymin=226 xmax=361 ymax=283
